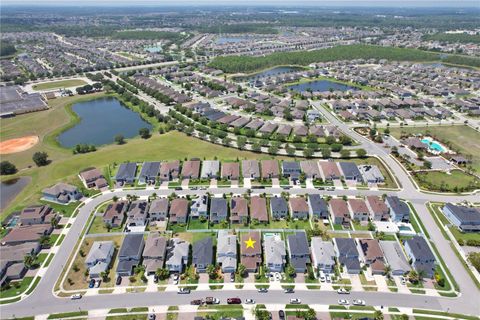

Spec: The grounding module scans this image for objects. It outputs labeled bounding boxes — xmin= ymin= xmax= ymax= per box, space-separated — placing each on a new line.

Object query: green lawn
xmin=88 ymin=216 xmax=124 ymax=234
xmin=32 ymin=79 xmax=88 ymax=91
xmin=414 ymin=170 xmax=480 ymax=193
xmin=430 ymin=203 xmax=480 ymax=243
xmin=188 ymin=218 xmax=209 ymax=230
xmin=0 ymin=277 xmax=34 ymax=298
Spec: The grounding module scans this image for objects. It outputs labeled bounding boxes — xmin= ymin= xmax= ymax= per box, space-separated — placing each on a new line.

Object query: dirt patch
xmin=0 ymin=136 xmax=39 ymax=154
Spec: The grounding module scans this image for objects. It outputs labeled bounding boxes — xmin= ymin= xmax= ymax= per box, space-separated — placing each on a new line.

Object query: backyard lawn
xmin=32 ymin=79 xmax=88 ymax=91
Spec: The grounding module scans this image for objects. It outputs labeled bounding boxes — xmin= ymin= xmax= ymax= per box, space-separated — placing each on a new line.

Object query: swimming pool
xmin=421 ymin=138 xmax=446 ymax=152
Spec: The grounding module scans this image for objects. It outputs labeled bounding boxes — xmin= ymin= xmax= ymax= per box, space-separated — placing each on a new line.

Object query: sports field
xmin=32 ymin=79 xmax=87 ymax=91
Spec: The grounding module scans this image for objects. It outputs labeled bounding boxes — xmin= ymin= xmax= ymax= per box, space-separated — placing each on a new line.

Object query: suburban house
xmin=404 ymin=236 xmax=436 ymax=278
xmin=192 ymin=237 xmax=213 ymax=273
xmin=308 ymin=194 xmax=329 ymax=219
xmin=282 ymin=161 xmax=301 ymax=181
xmin=358 ymin=165 xmax=385 ymax=184
xmin=251 ymin=196 xmax=269 ymax=223
xmin=126 ymin=200 xmax=149 ymax=230
xmin=333 ymin=238 xmax=361 ymax=274
xmin=240 ymin=231 xmax=262 ymax=272
xmin=0 ymin=242 xmax=41 ymax=285
xmin=1 ymin=224 xmax=52 ymax=246
xmin=190 ymin=195 xmax=208 ymax=219
xmin=379 ymin=240 xmax=411 ymax=276
xmin=319 ymin=161 xmax=341 ymax=180
xmin=169 ymin=198 xmax=189 ymax=224
xmin=366 ymin=196 xmax=390 ymax=221
xmin=339 ymin=162 xmax=363 ymax=183
xmin=200 ymin=160 xmax=220 ymax=179
xmin=241 ymin=160 xmax=260 ymax=179
xmin=442 ymin=203 xmax=480 ymax=232
xmin=138 ymin=162 xmax=161 ymax=185
xmin=216 ymin=230 xmax=237 ymax=273
xmin=311 ymin=238 xmax=335 ymax=274
xmin=289 ymin=197 xmax=309 ymax=220
xmin=210 ymin=198 xmax=228 ymax=223
xmin=329 ymin=199 xmax=351 ymax=226
xmin=148 ymin=198 xmax=169 ymax=222
xmin=348 ymin=199 xmax=369 ymax=222
xmin=270 ymin=196 xmax=289 ymax=220
xmin=85 ymin=241 xmax=115 ymax=278
xmin=103 ymin=201 xmax=128 ymax=228
xmin=142 ymin=233 xmax=167 ymax=275
xmin=115 ymin=162 xmax=137 ymax=185
xmin=230 ymin=197 xmax=248 ymax=224
xmin=263 ymin=234 xmax=286 ymax=272
xmin=221 ymin=162 xmax=240 ymax=180
xmin=261 ymin=160 xmax=279 ymax=179
xmin=287 ymin=231 xmax=310 ymax=273
xmin=159 ymin=161 xmax=180 ymax=181
xmin=19 ymin=205 xmax=57 ymax=226
xmin=116 ymin=233 xmax=145 ymax=276
xmin=300 ymin=161 xmax=321 ymax=179
xmin=165 ymin=238 xmax=189 ymax=273
xmin=79 ymin=167 xmax=108 ymax=189
xmin=386 ymin=196 xmax=410 ymax=222
xmin=359 ymin=239 xmax=385 ymax=275
xmin=181 ymin=160 xmax=201 ymax=179
xmin=42 ymin=183 xmax=81 ymax=204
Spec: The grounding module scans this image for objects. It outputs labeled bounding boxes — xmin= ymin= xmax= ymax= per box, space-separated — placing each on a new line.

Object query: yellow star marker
xmin=245 ymin=237 xmax=256 ymax=249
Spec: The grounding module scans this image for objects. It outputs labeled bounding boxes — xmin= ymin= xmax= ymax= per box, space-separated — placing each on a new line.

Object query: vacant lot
xmin=32 ymin=79 xmax=87 ymax=91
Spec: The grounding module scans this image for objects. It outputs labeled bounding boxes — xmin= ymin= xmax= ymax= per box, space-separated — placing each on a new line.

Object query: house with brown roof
xmin=366 ymin=196 xmax=389 ymax=221
xmin=348 ymin=199 xmax=369 ymax=222
xmin=103 ymin=201 xmax=128 ymax=228
xmin=251 ymin=196 xmax=268 ymax=223
xmin=240 ymin=231 xmax=262 ymax=272
xmin=261 ymin=160 xmax=279 ymax=179
xmin=142 ymin=233 xmax=167 ymax=275
xmin=329 ymin=199 xmax=350 ymax=226
xmin=359 ymin=239 xmax=385 ymax=275
xmin=19 ymin=205 xmax=57 ymax=226
xmin=79 ymin=168 xmax=108 ymax=189
xmin=289 ymin=197 xmax=309 ymax=220
xmin=319 ymin=161 xmax=341 ymax=180
xmin=300 ymin=161 xmax=321 ymax=179
xmin=1 ymin=224 xmax=53 ymax=246
xmin=221 ymin=162 xmax=240 ymax=180
xmin=169 ymin=198 xmax=189 ymax=224
xmin=181 ymin=160 xmax=201 ymax=179
xmin=159 ymin=161 xmax=180 ymax=181
xmin=230 ymin=197 xmax=248 ymax=224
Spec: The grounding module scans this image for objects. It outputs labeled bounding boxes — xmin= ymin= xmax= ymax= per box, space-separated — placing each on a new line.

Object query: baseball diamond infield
xmin=0 ymin=136 xmax=40 ymax=154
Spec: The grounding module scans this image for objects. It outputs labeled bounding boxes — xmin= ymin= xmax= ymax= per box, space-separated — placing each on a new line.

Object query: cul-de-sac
xmin=0 ymin=1 xmax=479 ymax=320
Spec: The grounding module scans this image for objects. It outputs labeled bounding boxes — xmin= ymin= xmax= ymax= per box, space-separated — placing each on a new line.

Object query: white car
xmin=325 ymin=274 xmax=331 ymax=283
xmin=275 ymin=272 xmax=282 ymax=281
xmin=338 ymin=299 xmax=349 ymax=305
xmin=290 ymin=298 xmax=301 ymax=304
xmin=70 ymin=294 xmax=82 ymax=300
xmin=353 ymin=299 xmax=366 ymax=306
xmin=337 ymin=288 xmax=350 ymax=294
xmin=400 ymin=277 xmax=406 ymax=285
xmin=245 ymin=299 xmax=256 ymax=304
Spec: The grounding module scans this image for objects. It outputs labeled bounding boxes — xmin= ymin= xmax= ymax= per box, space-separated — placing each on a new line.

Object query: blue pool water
xmin=398 ymin=225 xmax=412 ymax=231
xmin=421 ymin=138 xmax=446 ymax=152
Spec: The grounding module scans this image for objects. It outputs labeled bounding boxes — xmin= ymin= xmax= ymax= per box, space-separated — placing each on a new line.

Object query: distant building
xmin=442 ymin=203 xmax=480 ymax=232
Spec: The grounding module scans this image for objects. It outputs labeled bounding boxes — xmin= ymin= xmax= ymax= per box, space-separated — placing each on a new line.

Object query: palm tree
xmin=24 ymin=254 xmax=36 ymax=269
xmin=237 ymin=264 xmax=246 ymax=278
xmin=206 ymin=264 xmax=217 ymax=280
xmin=408 ymin=270 xmax=419 ymax=284
xmin=383 ymin=265 xmax=392 ymax=280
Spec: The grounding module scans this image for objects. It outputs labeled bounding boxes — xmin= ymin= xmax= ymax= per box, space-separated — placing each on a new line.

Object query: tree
xmin=0 ymin=161 xmax=17 ymax=175
xmin=236 ymin=136 xmax=247 ymax=149
xmin=268 ymin=145 xmax=279 ymax=155
xmin=340 ymin=149 xmax=351 ymax=158
xmin=286 ymin=144 xmax=296 ymax=156
xmin=423 ymin=160 xmax=432 ymax=169
xmin=50 ymin=217 xmax=59 ymax=229
xmin=24 ymin=254 xmax=36 ymax=269
xmin=39 ymin=235 xmax=51 ymax=247
xmin=373 ymin=310 xmax=384 ymax=320
xmin=321 ymin=148 xmax=331 ymax=158
xmin=254 ymin=305 xmax=270 ymax=320
xmin=114 ymin=134 xmax=125 ymax=145
xmin=139 ymin=127 xmax=151 ymax=139
xmin=206 ymin=264 xmax=217 ymax=280
xmin=32 ymin=152 xmax=49 ymax=166
xmin=285 ymin=264 xmax=296 ymax=277
xmin=303 ymin=148 xmax=314 ymax=158
xmin=155 ymin=268 xmax=170 ymax=280
xmin=356 ymin=148 xmax=367 ymax=158
xmin=468 ymin=252 xmax=480 ymax=272
xmin=407 ymin=270 xmax=419 ymax=283
xmin=237 ymin=264 xmax=246 ymax=277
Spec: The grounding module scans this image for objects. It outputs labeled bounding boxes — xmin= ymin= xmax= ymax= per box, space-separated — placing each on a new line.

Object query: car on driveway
xmin=230 ymin=272 xmax=235 ymax=282
xmin=278 ymin=310 xmax=285 ymax=320
xmin=338 ymin=299 xmax=349 ymax=305
xmin=70 ymin=294 xmax=82 ymax=300
xmin=116 ymin=276 xmax=122 ymax=285
xmin=284 ymin=288 xmax=295 ymax=293
xmin=88 ymin=279 xmax=95 ymax=288
xmin=290 ymin=298 xmax=301 ymax=304
xmin=245 ymin=299 xmax=255 ymax=304
xmin=147 ymin=314 xmax=155 ymax=320
xmin=337 ymin=288 xmax=350 ymax=294
xmin=95 ymin=279 xmax=101 ymax=288
xmin=353 ymin=299 xmax=366 ymax=306
xmin=178 ymin=288 xmax=191 ymax=294
xmin=227 ymin=297 xmax=242 ymax=304
xmin=400 ymin=277 xmax=406 ymax=285
xmin=172 ymin=273 xmax=179 ymax=285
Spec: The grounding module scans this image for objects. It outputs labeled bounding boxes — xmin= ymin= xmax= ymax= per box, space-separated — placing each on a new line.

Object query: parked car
xmin=116 ymin=276 xmax=122 ymax=285
xmin=337 ymin=288 xmax=350 ymax=294
xmin=147 ymin=314 xmax=156 ymax=320
xmin=95 ymin=279 xmax=101 ymax=288
xmin=230 ymin=272 xmax=235 ymax=282
xmin=284 ymin=288 xmax=295 ymax=293
xmin=326 ymin=274 xmax=331 ymax=283
xmin=205 ymin=297 xmax=220 ymax=304
xmin=70 ymin=294 xmax=82 ymax=300
xmin=191 ymin=299 xmax=203 ymax=305
xmin=154 ymin=275 xmax=159 ymax=283
xmin=227 ymin=297 xmax=241 ymax=304
xmin=290 ymin=298 xmax=301 ymax=304
xmin=258 ymin=288 xmax=268 ymax=293
xmin=88 ymin=279 xmax=95 ymax=288
xmin=173 ymin=273 xmax=179 ymax=285
xmin=353 ymin=299 xmax=366 ymax=306
xmin=178 ymin=288 xmax=191 ymax=294
xmin=278 ymin=310 xmax=285 ymax=320
xmin=338 ymin=299 xmax=349 ymax=305
xmin=400 ymin=277 xmax=406 ymax=285
xmin=319 ymin=271 xmax=326 ymax=282
xmin=245 ymin=299 xmax=255 ymax=304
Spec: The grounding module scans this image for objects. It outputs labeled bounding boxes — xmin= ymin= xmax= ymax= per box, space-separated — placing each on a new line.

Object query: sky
xmin=1 ymin=0 xmax=479 ymax=7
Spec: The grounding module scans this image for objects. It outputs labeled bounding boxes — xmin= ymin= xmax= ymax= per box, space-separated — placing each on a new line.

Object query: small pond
xmin=288 ymin=79 xmax=358 ymax=93
xmin=0 ymin=177 xmax=30 ymax=212
xmin=57 ymin=97 xmax=152 ymax=148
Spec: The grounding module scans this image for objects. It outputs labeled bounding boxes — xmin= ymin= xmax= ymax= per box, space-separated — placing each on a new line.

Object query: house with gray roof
xmin=386 ymin=196 xmax=410 ymax=222
xmin=0 ymin=242 xmax=41 ymax=285
xmin=192 ymin=237 xmax=213 ymax=273
xmin=200 ymin=160 xmax=220 ymax=179
xmin=85 ymin=241 xmax=115 ymax=278
xmin=116 ymin=234 xmax=145 ymax=276
xmin=282 ymin=161 xmax=301 ymax=181
xmin=308 ymin=194 xmax=329 ymax=219
xmin=115 ymin=162 xmax=137 ymax=185
xmin=379 ymin=241 xmax=411 ymax=276
xmin=333 ymin=238 xmax=361 ymax=274
xmin=263 ymin=234 xmax=286 ymax=272
xmin=165 ymin=238 xmax=189 ymax=273
xmin=358 ymin=165 xmax=385 ymax=184
xmin=404 ymin=236 xmax=436 ymax=278
xmin=126 ymin=200 xmax=149 ymax=230
xmin=300 ymin=161 xmax=321 ymax=179
xmin=442 ymin=203 xmax=480 ymax=232
xmin=148 ymin=198 xmax=169 ymax=222
xmin=216 ymin=230 xmax=237 ymax=273
xmin=191 ymin=195 xmax=208 ymax=219
xmin=311 ymin=238 xmax=335 ymax=274
xmin=339 ymin=162 xmax=363 ymax=183
xmin=287 ymin=232 xmax=310 ymax=273
xmin=138 ymin=162 xmax=161 ymax=185
xmin=42 ymin=183 xmax=81 ymax=204
xmin=142 ymin=234 xmax=167 ymax=275
xmin=210 ymin=198 xmax=228 ymax=223
xmin=242 ymin=160 xmax=260 ymax=179
xmin=270 ymin=196 xmax=288 ymax=220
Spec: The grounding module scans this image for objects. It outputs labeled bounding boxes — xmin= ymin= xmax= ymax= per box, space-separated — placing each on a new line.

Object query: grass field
xmin=32 ymin=79 xmax=87 ymax=91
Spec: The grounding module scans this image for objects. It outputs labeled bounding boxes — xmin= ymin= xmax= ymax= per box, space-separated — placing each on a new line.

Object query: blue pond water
xmin=288 ymin=80 xmax=358 ymax=93
xmin=57 ymin=97 xmax=152 ymax=148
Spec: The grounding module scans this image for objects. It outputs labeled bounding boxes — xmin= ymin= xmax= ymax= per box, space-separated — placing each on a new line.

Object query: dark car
xmin=191 ymin=299 xmax=203 ymax=305
xmin=278 ymin=310 xmax=285 ymax=320
xmin=227 ymin=297 xmax=241 ymax=304
xmin=88 ymin=279 xmax=95 ymax=288
xmin=258 ymin=288 xmax=268 ymax=293
xmin=284 ymin=288 xmax=294 ymax=293
xmin=116 ymin=276 xmax=122 ymax=285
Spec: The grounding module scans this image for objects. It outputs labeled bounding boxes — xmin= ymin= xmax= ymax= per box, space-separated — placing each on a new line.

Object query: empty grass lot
xmin=32 ymin=79 xmax=87 ymax=91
